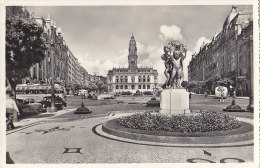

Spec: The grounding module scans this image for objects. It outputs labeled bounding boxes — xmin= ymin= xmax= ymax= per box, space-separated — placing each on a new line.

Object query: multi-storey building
xmin=107 ymin=35 xmax=158 ymax=93
xmin=188 ymin=6 xmax=253 ymax=96
xmin=7 ymin=6 xmax=90 ymax=93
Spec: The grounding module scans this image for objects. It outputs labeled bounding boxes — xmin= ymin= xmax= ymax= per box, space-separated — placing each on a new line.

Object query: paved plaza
xmin=6 ymin=95 xmax=254 ymax=164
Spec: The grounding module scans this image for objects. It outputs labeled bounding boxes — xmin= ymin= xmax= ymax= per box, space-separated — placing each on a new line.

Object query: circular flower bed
xmin=117 ymin=112 xmax=241 ymax=133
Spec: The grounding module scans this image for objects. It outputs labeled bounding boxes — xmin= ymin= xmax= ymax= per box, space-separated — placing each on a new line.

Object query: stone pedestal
xmin=160 ymin=88 xmax=190 ymax=115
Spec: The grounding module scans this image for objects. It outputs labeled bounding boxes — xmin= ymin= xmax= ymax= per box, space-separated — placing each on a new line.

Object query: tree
xmin=6 ymin=15 xmax=47 ymax=96
xmin=181 ymin=81 xmax=189 ymax=89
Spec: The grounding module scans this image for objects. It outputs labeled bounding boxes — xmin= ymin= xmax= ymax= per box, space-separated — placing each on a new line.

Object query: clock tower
xmin=128 ymin=34 xmax=138 ymax=71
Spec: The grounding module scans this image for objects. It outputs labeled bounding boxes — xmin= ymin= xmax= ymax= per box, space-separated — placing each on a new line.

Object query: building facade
xmin=107 ymin=35 xmax=158 ymax=93
xmin=7 ymin=6 xmax=90 ymax=91
xmin=188 ymin=6 xmax=253 ymax=96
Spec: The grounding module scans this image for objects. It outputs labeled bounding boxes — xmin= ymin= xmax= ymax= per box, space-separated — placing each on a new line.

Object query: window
xmin=116 ymin=76 xmax=119 ymax=83
xmin=125 ymin=85 xmax=128 ymax=89
xmin=143 ymin=76 xmax=146 ymax=82
xmin=131 ymin=77 xmax=135 ymax=82
xmin=138 ymin=76 xmax=141 ymax=82
xmin=131 ymin=85 xmax=135 ymax=90
xmin=120 ymin=85 xmax=123 ymax=89
xmin=125 ymin=76 xmax=128 ymax=82
xmin=143 ymin=85 xmax=146 ymax=89
xmin=138 ymin=85 xmax=141 ymax=89
xmin=116 ymin=85 xmax=119 ymax=89
xmin=147 ymin=85 xmax=150 ymax=89
xmin=147 ymin=76 xmax=150 ymax=82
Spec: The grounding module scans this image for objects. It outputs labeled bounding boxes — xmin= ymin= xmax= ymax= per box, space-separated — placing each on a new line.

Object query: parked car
xmin=38 ymin=96 xmax=67 ymax=110
xmin=134 ymin=90 xmax=142 ymax=96
xmin=143 ymin=91 xmax=153 ymax=95
xmin=122 ymin=91 xmax=131 ymax=95
xmin=114 ymin=92 xmax=121 ymax=97
xmin=16 ymin=98 xmax=42 ymax=116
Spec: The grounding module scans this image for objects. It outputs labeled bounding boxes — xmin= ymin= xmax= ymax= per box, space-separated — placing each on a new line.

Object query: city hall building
xmin=107 ymin=35 xmax=158 ymax=93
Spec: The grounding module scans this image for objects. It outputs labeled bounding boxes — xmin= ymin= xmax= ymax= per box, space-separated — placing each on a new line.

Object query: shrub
xmin=143 ymin=91 xmax=152 ymax=95
xmin=117 ymin=112 xmax=241 ymax=133
xmin=151 ymin=97 xmax=156 ymax=100
xmin=146 ymin=98 xmax=160 ymax=107
xmin=122 ymin=91 xmax=131 ymax=95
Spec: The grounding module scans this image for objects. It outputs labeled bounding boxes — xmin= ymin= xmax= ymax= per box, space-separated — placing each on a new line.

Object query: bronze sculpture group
xmin=161 ymin=41 xmax=187 ymax=89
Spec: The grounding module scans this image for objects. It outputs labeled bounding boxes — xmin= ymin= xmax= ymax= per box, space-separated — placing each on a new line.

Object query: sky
xmin=27 ymin=5 xmax=252 ymax=83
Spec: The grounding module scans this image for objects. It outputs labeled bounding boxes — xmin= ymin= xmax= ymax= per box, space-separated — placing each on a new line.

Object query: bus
xmin=215 ymin=86 xmax=228 ymax=98
xmin=78 ymin=90 xmax=88 ymax=96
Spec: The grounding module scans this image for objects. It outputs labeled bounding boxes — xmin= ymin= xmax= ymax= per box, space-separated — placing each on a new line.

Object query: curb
xmin=99 ymin=117 xmax=253 ymax=147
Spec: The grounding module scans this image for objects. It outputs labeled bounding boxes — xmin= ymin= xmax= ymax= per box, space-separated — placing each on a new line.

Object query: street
xmin=6 ymin=95 xmax=254 ymax=163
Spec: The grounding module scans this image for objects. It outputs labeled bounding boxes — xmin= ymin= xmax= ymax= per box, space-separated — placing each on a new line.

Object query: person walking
xmin=204 ymin=91 xmax=208 ymax=98
xmin=6 ymin=92 xmax=19 ymax=130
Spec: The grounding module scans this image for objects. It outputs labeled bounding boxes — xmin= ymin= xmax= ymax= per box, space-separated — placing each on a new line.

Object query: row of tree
xmin=181 ymin=75 xmax=248 ymax=95
xmin=63 ymin=79 xmax=107 ymax=95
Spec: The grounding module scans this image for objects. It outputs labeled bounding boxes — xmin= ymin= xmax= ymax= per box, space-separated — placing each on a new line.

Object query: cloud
xmin=193 ymin=36 xmax=211 ymax=54
xmin=159 ymin=25 xmax=184 ymax=42
xmin=77 ymin=50 xmax=129 ymax=76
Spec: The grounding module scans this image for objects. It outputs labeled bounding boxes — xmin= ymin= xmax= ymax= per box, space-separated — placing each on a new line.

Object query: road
xmin=6 ymin=95 xmax=254 ymax=164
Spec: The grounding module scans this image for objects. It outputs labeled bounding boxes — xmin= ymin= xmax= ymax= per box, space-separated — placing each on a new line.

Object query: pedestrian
xmin=204 ymin=91 xmax=208 ymax=98
xmin=6 ymin=92 xmax=19 ymax=130
xmin=220 ymin=91 xmax=225 ymax=102
xmin=233 ymin=90 xmax=236 ymax=98
xmin=189 ymin=92 xmax=191 ymax=99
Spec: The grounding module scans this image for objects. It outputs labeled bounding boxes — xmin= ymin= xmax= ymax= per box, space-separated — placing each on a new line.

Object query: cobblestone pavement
xmin=6 ymin=115 xmax=254 ymax=164
xmin=5 ymin=95 xmax=255 ymax=164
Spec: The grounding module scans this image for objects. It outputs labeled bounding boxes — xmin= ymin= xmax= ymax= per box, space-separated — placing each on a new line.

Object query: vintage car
xmin=38 ymin=96 xmax=67 ymax=110
xmin=16 ymin=98 xmax=42 ymax=116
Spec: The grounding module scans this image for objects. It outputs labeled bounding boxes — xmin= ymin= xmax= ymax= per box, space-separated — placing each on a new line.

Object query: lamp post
xmin=246 ymin=33 xmax=253 ymax=111
xmin=47 ymin=42 xmax=57 ymax=112
xmin=47 ymin=25 xmax=62 ymax=112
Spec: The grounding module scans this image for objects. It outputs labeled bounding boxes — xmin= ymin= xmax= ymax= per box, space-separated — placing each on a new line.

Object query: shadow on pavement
xmin=6 ymin=152 xmax=14 ymax=164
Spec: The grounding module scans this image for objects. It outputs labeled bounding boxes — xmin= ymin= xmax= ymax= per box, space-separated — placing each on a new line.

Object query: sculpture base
xmin=160 ymin=88 xmax=190 ymax=115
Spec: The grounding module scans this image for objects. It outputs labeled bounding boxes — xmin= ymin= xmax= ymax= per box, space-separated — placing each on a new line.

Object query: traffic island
xmin=101 ymin=112 xmax=253 ymax=145
xmin=223 ymin=98 xmax=246 ymax=112
xmin=74 ymin=103 xmax=92 ymax=114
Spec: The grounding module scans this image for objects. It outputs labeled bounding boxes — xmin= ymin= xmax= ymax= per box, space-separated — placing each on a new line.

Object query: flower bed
xmin=117 ymin=112 xmax=241 ymax=133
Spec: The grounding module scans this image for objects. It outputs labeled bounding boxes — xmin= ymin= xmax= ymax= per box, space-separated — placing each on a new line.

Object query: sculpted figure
xmin=161 ymin=41 xmax=187 ymax=89
xmin=161 ymin=45 xmax=172 ymax=89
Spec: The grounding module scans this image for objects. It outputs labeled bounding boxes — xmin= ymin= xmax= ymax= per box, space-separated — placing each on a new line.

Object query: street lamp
xmin=246 ymin=32 xmax=253 ymax=111
xmin=47 ymin=25 xmax=62 ymax=112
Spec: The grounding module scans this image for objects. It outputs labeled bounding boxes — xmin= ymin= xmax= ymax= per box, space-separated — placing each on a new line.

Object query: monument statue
xmin=160 ymin=41 xmax=190 ymax=115
xmin=161 ymin=41 xmax=187 ymax=89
